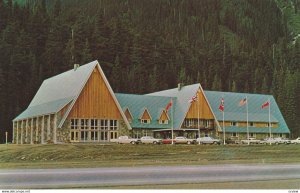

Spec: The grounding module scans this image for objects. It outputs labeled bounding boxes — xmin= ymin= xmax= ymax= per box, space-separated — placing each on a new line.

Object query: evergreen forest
xmin=0 ymin=0 xmax=299 ymax=142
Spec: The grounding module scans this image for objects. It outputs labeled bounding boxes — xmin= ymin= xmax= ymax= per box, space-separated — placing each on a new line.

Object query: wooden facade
xmin=159 ymin=110 xmax=169 ymax=121
xmin=140 ymin=109 xmax=152 ymax=120
xmin=124 ymin=108 xmax=133 ymax=122
xmin=185 ymin=89 xmax=214 ymax=119
xmin=68 ymin=67 xmax=121 ymax=119
xmin=223 ymin=121 xmax=278 ymax=128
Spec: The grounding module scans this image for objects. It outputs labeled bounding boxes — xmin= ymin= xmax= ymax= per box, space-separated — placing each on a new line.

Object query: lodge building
xmin=12 ymin=60 xmax=290 ymax=144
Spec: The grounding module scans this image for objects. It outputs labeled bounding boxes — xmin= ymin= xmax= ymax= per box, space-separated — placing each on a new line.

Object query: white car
xmin=274 ymin=137 xmax=291 ymax=144
xmin=140 ymin=136 xmax=162 ymax=144
xmin=260 ymin=138 xmax=280 ymax=145
xmin=241 ymin=138 xmax=260 ymax=144
xmin=174 ymin=136 xmax=196 ymax=144
xmin=291 ymin=137 xmax=300 ymax=144
xmin=110 ymin=136 xmax=140 ymax=144
xmin=196 ymin=137 xmax=221 ymax=145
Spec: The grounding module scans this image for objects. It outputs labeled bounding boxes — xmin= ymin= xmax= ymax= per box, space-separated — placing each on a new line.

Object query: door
xmin=70 ymin=131 xmax=79 ymax=142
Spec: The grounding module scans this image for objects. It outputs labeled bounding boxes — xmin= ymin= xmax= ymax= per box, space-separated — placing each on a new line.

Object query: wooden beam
xmin=53 ymin=114 xmax=57 ymax=144
xmin=41 ymin=116 xmax=44 ymax=144
xmin=20 ymin=120 xmax=23 ymax=144
xmin=31 ymin=118 xmax=33 ymax=144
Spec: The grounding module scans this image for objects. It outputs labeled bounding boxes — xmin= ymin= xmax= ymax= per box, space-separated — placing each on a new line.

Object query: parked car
xmin=241 ymin=138 xmax=260 ymax=144
xmin=161 ymin=137 xmax=195 ymax=144
xmin=196 ymin=136 xmax=221 ymax=145
xmin=260 ymin=138 xmax=280 ymax=145
xmin=174 ymin=136 xmax=196 ymax=144
xmin=274 ymin=137 xmax=291 ymax=144
xmin=225 ymin=138 xmax=239 ymax=144
xmin=140 ymin=136 xmax=162 ymax=144
xmin=162 ymin=138 xmax=174 ymax=144
xmin=291 ymin=137 xmax=300 ymax=144
xmin=110 ymin=136 xmax=140 ymax=144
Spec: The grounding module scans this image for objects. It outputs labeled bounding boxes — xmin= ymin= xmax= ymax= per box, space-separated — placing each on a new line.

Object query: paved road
xmin=1 ymin=164 xmax=300 ymax=188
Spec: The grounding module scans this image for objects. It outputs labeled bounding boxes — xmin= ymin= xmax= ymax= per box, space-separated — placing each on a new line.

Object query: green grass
xmin=0 ymin=143 xmax=300 ymax=169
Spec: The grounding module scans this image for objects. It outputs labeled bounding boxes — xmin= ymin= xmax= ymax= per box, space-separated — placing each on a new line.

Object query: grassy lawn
xmin=0 ymin=143 xmax=300 ymax=169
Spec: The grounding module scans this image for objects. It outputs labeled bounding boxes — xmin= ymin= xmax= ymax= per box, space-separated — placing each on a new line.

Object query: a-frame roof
xmin=14 ymin=61 xmax=98 ymax=121
xmin=13 ymin=60 xmax=131 ymax=130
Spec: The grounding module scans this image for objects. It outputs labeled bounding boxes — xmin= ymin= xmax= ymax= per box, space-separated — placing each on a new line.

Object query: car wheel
xmin=213 ymin=141 xmax=217 ymax=145
xmin=131 ymin=141 xmax=136 ymax=145
xmin=153 ymin=141 xmax=157 ymax=144
xmin=187 ymin=141 xmax=191 ymax=145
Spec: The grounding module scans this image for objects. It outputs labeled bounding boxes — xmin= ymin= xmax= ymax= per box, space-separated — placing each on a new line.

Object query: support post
xmin=13 ymin=121 xmax=15 ymax=144
xmin=30 ymin=118 xmax=34 ymax=144
xmin=16 ymin=121 xmax=19 ymax=144
xmin=36 ymin=117 xmax=39 ymax=143
xmin=53 ymin=114 xmax=57 ymax=144
xmin=41 ymin=116 xmax=45 ymax=144
xmin=47 ymin=114 xmax=51 ymax=142
xmin=21 ymin=120 xmax=23 ymax=144
xmin=25 ymin=119 xmax=28 ymax=144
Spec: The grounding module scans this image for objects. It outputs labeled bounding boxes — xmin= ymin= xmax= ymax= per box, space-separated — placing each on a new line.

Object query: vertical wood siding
xmin=185 ymin=89 xmax=214 ymax=119
xmin=68 ymin=67 xmax=121 ymax=119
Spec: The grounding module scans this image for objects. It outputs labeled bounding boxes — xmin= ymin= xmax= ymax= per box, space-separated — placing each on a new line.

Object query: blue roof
xmin=147 ymin=84 xmax=200 ymax=129
xmin=204 ymin=90 xmax=290 ymax=134
xmin=115 ymin=93 xmax=175 ymax=129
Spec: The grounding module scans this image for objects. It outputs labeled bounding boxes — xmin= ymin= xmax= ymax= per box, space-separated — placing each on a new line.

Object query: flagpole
xmin=171 ymin=98 xmax=174 ymax=145
xmin=246 ymin=96 xmax=249 ymax=146
xmin=197 ymin=92 xmax=200 ymax=145
xmin=269 ymin=98 xmax=271 ymax=145
xmin=223 ymin=109 xmax=225 ymax=145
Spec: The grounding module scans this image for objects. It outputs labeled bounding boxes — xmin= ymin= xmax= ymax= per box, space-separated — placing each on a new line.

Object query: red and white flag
xmin=239 ymin=98 xmax=247 ymax=106
xmin=165 ymin=100 xmax=173 ymax=113
xmin=219 ymin=98 xmax=224 ymax=112
xmin=261 ymin=100 xmax=270 ymax=109
xmin=189 ymin=94 xmax=198 ymax=103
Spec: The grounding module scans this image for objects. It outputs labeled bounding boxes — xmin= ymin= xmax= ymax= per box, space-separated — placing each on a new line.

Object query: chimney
xmin=178 ymin=83 xmax=183 ymax=91
xmin=74 ymin=64 xmax=80 ymax=71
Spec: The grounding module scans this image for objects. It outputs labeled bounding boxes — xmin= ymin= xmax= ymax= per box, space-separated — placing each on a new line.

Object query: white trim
xmin=30 ymin=118 xmax=33 ymax=144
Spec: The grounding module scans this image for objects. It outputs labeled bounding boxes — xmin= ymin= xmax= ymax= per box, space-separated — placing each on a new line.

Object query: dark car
xmin=225 ymin=138 xmax=239 ymax=144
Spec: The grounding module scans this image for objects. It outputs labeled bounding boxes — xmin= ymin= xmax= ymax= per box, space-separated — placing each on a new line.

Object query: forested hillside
xmin=0 ymin=0 xmax=299 ymax=142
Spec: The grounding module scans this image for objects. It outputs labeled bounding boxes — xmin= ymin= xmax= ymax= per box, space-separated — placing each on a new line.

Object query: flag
xmin=165 ymin=100 xmax=173 ymax=112
xmin=219 ymin=98 xmax=224 ymax=112
xmin=239 ymin=98 xmax=247 ymax=106
xmin=189 ymin=94 xmax=198 ymax=103
xmin=261 ymin=100 xmax=270 ymax=109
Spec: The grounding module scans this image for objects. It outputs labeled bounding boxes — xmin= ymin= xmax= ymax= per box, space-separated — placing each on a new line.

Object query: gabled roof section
xmin=13 ymin=61 xmax=98 ymax=121
xmin=115 ymin=93 xmax=175 ymax=129
xmin=204 ymin=90 xmax=290 ymax=134
xmin=14 ymin=60 xmax=132 ymax=130
xmin=124 ymin=107 xmax=134 ymax=120
xmin=139 ymin=108 xmax=152 ymax=120
xmin=147 ymin=83 xmax=200 ymax=129
xmin=158 ymin=109 xmax=170 ymax=121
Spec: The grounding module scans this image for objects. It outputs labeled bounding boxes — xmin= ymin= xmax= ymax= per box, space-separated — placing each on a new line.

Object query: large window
xmin=69 ymin=118 xmax=118 ymax=142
